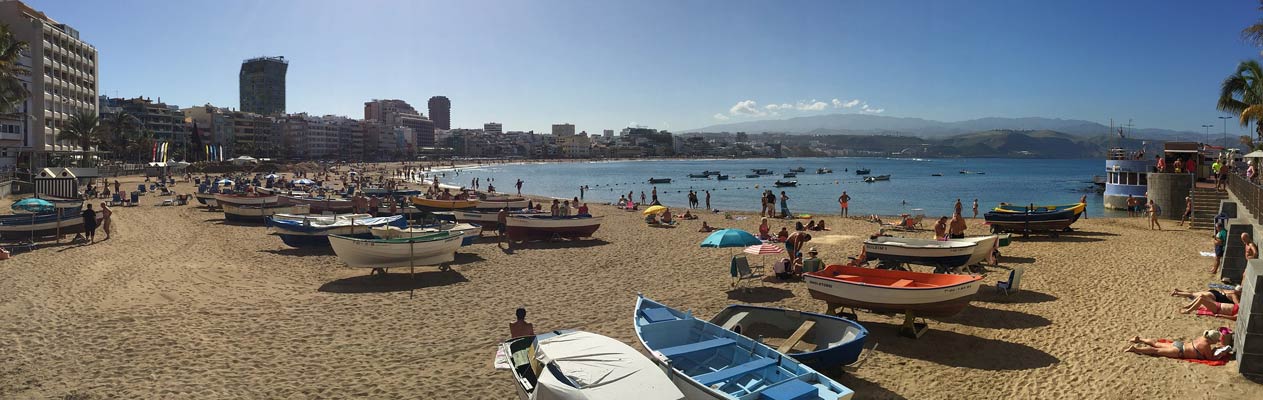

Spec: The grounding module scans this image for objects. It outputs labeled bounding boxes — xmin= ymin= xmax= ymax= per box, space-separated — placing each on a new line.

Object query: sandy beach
xmin=0 ymin=172 xmax=1259 ymax=399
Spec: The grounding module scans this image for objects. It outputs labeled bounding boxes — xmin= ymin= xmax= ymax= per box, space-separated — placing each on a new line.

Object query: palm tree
xmin=104 ymin=111 xmax=140 ymax=159
xmin=56 ymin=112 xmax=103 ymax=151
xmin=1218 ymin=60 xmax=1263 ymax=141
xmin=0 ymin=24 xmax=28 ymax=115
xmin=1245 ymin=1 xmax=1263 ymax=49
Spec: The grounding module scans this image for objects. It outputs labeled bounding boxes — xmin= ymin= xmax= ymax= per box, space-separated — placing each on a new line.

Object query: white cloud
xmin=713 ymin=113 xmax=729 ymax=120
xmin=843 ymin=99 xmax=860 ymax=108
xmin=765 ymin=103 xmax=793 ymax=111
xmin=729 ymin=100 xmax=766 ymax=117
xmin=860 ymin=103 xmax=885 ymax=113
xmin=796 ymin=100 xmax=828 ymax=111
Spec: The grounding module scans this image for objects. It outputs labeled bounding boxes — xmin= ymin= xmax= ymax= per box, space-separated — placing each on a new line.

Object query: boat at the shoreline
xmin=495 ymin=329 xmax=685 ymax=400
xmin=805 ymin=264 xmax=982 ymax=319
xmin=633 ymin=295 xmax=855 ymax=400
xmin=505 ymin=215 xmax=603 ymax=242
xmin=223 ymin=203 xmax=310 ymax=222
xmin=708 ymin=304 xmax=869 ymax=369
xmin=328 ymin=231 xmax=464 ymax=269
xmin=992 ymin=202 xmax=1085 ymax=220
xmin=863 ymin=236 xmax=976 ymax=270
xmin=476 ymin=195 xmax=529 ymax=210
xmin=214 ymin=193 xmax=278 ymax=206
xmin=410 ymin=196 xmax=479 ymax=210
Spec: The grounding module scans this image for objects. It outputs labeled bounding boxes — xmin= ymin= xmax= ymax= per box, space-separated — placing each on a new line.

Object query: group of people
xmin=771 ymin=247 xmax=825 ymax=281
xmin=759 ymin=190 xmax=791 ymax=219
xmin=686 ymin=190 xmax=711 ymax=210
xmin=930 ymin=201 xmax=970 ymax=240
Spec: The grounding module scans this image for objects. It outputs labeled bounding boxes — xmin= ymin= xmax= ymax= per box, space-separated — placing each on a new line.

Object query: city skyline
xmin=25 ymin=0 xmax=1263 ymax=135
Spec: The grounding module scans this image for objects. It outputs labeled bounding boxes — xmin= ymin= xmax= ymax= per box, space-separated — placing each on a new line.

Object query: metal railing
xmin=1229 ymin=173 xmax=1263 ymax=222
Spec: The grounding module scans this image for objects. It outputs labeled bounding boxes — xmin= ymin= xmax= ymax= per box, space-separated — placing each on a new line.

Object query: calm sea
xmin=438 ymin=158 xmax=1121 ymax=218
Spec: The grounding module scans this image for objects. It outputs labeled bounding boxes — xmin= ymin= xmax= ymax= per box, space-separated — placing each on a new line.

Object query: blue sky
xmin=25 ymin=0 xmax=1263 ymax=134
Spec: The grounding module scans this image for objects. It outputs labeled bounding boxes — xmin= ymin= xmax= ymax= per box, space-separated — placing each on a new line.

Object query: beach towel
xmin=1200 ymin=251 xmax=1216 ymax=257
xmin=1155 ymin=339 xmax=1229 ymax=366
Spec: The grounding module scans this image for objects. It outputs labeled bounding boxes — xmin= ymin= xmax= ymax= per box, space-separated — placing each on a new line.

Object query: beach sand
xmin=0 ymin=173 xmax=1259 ymax=399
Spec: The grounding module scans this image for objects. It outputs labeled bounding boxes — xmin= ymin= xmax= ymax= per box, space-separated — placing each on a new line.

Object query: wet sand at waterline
xmin=0 ymin=174 xmax=1257 ymax=399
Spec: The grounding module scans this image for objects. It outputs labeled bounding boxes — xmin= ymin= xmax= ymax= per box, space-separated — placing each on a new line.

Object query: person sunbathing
xmin=1172 ymin=283 xmax=1239 ymax=305
xmin=806 ymin=220 xmax=817 ymax=230
xmin=699 ymin=221 xmax=715 ymax=232
xmin=758 ymin=218 xmax=771 ymax=239
xmin=812 ymin=220 xmax=827 ymax=231
xmin=660 ymin=210 xmax=674 ymax=224
xmin=776 ymin=227 xmax=789 ymax=242
xmin=1124 ymin=330 xmax=1228 ymax=361
xmin=1181 ymin=294 xmax=1239 ymax=320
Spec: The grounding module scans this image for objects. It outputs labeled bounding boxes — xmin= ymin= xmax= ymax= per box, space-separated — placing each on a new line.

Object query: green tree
xmin=56 ymin=112 xmax=103 ymax=151
xmin=104 ymin=111 xmax=140 ymax=160
xmin=0 ymin=24 xmax=28 ymax=114
xmin=1244 ymin=1 xmax=1263 ymax=49
xmin=1218 ymin=60 xmax=1263 ymax=141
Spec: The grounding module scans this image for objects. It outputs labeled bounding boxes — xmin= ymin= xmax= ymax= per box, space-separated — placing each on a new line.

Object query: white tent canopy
xmin=231 ymin=156 xmax=259 ymax=166
xmin=1244 ymin=150 xmax=1263 ymax=159
xmin=532 ymin=331 xmax=684 ymax=400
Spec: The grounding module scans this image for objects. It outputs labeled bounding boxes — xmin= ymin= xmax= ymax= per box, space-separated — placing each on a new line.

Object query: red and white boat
xmin=213 ymin=193 xmax=278 ymax=206
xmin=504 ymin=215 xmax=602 ymax=242
xmin=805 ymin=264 xmax=982 ymax=318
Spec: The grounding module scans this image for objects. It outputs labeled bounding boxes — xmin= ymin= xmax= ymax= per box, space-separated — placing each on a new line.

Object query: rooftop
xmin=242 ymin=56 xmax=287 ymax=64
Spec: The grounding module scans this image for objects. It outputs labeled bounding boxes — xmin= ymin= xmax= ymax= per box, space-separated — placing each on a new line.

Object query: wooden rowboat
xmin=410 ymin=196 xmax=479 ymax=210
xmin=709 ymin=304 xmax=869 ymax=370
xmin=328 ymin=231 xmax=463 ymax=269
xmin=805 ymin=264 xmax=982 ymax=318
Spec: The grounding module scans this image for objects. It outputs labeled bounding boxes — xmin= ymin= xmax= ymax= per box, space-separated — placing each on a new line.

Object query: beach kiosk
xmin=34 ymin=168 xmax=78 ymax=198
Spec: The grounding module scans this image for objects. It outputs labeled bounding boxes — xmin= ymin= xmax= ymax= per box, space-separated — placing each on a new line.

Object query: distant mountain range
xmin=773 ymin=129 xmax=1160 ymax=159
xmin=686 ymin=114 xmax=1202 ymax=141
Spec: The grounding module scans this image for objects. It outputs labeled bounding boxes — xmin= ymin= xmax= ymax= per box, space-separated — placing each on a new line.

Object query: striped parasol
xmin=743 ymin=244 xmax=784 ymax=255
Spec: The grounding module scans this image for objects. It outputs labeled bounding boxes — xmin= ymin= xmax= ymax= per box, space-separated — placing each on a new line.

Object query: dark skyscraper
xmin=239 ymin=56 xmax=288 ymax=115
xmin=428 ymin=96 xmax=450 ymax=130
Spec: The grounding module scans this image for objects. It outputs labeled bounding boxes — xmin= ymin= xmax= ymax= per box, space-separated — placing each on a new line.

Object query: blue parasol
xmin=700 ymin=229 xmax=762 ymax=248
xmin=12 ymin=198 xmax=54 ymax=213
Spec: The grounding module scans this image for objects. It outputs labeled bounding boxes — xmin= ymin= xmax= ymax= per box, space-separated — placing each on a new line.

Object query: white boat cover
xmin=533 ymin=331 xmax=683 ymax=400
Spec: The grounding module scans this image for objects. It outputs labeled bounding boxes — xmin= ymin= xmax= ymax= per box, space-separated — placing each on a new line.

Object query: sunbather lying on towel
xmin=698 ymin=221 xmax=716 ymax=232
xmin=1181 ymin=293 xmax=1239 ymax=320
xmin=1124 ymin=329 xmax=1232 ymax=361
xmin=1172 ymin=283 xmax=1240 ymax=305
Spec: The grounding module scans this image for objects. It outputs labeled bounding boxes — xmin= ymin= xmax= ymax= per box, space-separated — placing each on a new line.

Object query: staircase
xmin=1189 ymin=187 xmax=1228 ymax=230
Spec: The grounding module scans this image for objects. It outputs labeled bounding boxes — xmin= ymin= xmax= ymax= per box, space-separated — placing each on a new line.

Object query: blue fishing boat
xmin=634 ymin=295 xmax=855 ymax=400
xmin=266 ymin=214 xmax=408 ymax=247
xmin=709 ymin=305 xmax=868 ymax=370
xmin=984 ymin=207 xmax=1078 ymax=236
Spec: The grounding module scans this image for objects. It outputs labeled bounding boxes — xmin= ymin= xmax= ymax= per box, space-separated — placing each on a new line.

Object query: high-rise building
xmin=484 ymin=122 xmax=502 ymax=135
xmin=239 ymin=56 xmax=287 ymax=115
xmin=552 ymin=123 xmax=575 ymax=137
xmin=0 ymin=0 xmax=99 ymax=168
xmin=428 ymin=96 xmax=450 ymax=130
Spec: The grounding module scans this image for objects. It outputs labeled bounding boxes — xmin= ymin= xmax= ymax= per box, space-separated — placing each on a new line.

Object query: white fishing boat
xmin=958 ymin=235 xmax=1000 ymax=267
xmin=863 ymin=236 xmax=976 ymax=270
xmin=371 ymin=222 xmax=482 ymax=245
xmin=805 ymin=265 xmax=983 ymax=319
xmin=477 ymin=196 xmax=530 ymax=210
xmin=328 ymin=231 xmax=464 ymax=270
xmin=495 ymin=330 xmax=685 ymax=400
xmin=213 ymin=193 xmax=278 ymax=206
xmin=505 ymin=215 xmax=603 ymax=242
xmin=194 ymin=192 xmax=218 ymax=207
xmin=222 ymin=203 xmax=310 ymax=222
xmin=453 ymin=209 xmax=543 ymax=229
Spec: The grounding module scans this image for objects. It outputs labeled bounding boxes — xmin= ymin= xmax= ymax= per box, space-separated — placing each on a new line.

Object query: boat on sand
xmin=863 ymin=236 xmax=976 ymax=270
xmin=505 ymin=215 xmax=602 ymax=242
xmin=709 ymin=304 xmax=869 ymax=370
xmin=805 ymin=264 xmax=982 ymax=337
xmin=495 ymin=329 xmax=685 ymax=400
xmin=328 ymin=231 xmax=464 ymax=271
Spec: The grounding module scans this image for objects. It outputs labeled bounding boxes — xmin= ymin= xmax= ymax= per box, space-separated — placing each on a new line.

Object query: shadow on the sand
xmin=1000 ymin=255 xmax=1037 ymax=264
xmin=834 ymin=375 xmax=907 ymax=400
xmin=941 ymin=306 xmax=1052 ymax=329
xmin=858 ymin=321 xmax=1059 ymax=370
xmin=318 ymin=270 xmax=468 ymax=293
xmin=448 ymin=252 xmax=485 ymax=266
xmin=509 ymin=239 xmax=610 ymax=250
xmin=725 ymin=286 xmax=794 ymax=303
xmin=210 ymin=219 xmax=263 ymax=227
xmin=260 ymin=247 xmax=334 ymax=257
xmin=1013 ymin=235 xmax=1104 ymax=243
xmin=974 ymin=288 xmax=1058 ymax=304
xmin=1061 ymin=230 xmax=1120 ymax=237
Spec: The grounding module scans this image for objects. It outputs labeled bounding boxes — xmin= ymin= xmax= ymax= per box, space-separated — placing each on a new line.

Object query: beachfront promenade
xmin=0 ymin=168 xmax=1259 ymax=399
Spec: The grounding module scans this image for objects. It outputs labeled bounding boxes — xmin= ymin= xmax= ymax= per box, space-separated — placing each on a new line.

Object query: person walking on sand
xmin=515 ymin=179 xmax=523 ymax=195
xmin=1147 ymin=199 xmax=1162 ymax=230
xmin=81 ymin=204 xmax=98 ymax=243
xmin=1244 ymin=232 xmax=1258 ymax=260
xmin=497 ymin=208 xmax=508 ymax=242
xmin=509 ymin=308 xmax=535 ymax=338
xmin=838 ymin=191 xmax=851 ymax=217
xmin=99 ymin=202 xmax=112 ymax=240
xmin=640 ymin=191 xmax=646 ymax=205
xmin=780 ymin=191 xmax=791 ymax=219
xmin=1179 ymin=196 xmax=1192 ymax=226
xmin=1080 ymin=194 xmax=1088 ymax=220
xmin=954 ymin=199 xmax=963 ymax=215
xmin=972 ymin=199 xmax=979 ymax=219
xmin=705 ymin=190 xmax=711 ymax=210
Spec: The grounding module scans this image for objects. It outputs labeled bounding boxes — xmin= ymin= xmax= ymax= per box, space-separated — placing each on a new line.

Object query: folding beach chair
xmin=111 ymin=192 xmax=122 ymax=206
xmin=129 ymin=191 xmax=140 ymax=206
xmin=730 ymin=255 xmax=763 ymax=289
xmin=996 ymin=267 xmax=1024 ymax=294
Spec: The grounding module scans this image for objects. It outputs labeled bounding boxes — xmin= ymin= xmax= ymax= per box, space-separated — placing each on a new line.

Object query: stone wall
xmin=1237 ymin=260 xmax=1263 ymax=378
xmin=1223 ymin=220 xmax=1256 ymax=284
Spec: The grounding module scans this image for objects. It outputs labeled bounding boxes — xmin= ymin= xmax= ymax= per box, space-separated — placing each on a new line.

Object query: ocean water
xmin=439 ymin=158 xmax=1118 ymax=218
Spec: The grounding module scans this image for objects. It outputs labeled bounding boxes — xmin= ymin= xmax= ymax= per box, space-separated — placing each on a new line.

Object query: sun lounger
xmin=111 ymin=193 xmax=122 ymax=206
xmin=996 ymin=267 xmax=1024 ymax=294
xmin=129 ymin=191 xmax=140 ymax=206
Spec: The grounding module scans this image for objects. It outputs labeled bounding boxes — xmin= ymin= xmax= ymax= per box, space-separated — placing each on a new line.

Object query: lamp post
xmin=1203 ymin=124 xmax=1214 ymax=145
xmin=1220 ymin=116 xmax=1233 ymax=148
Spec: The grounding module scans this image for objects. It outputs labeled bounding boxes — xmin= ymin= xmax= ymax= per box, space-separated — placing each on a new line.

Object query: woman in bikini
xmin=1180 ymin=292 xmax=1240 ymax=320
xmin=1124 ymin=330 xmax=1227 ymax=361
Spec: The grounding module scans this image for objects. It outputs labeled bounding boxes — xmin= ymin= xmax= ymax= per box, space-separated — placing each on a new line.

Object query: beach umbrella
xmin=264 ymin=173 xmax=281 ymax=179
xmin=642 ymin=205 xmax=667 ymax=215
xmin=293 ymin=178 xmax=315 ymax=185
xmin=12 ymin=198 xmax=54 ymax=213
xmin=1245 ymin=150 xmax=1263 ymax=159
xmin=743 ymin=243 xmax=784 ymax=255
xmin=216 ymin=179 xmax=234 ymax=185
xmin=700 ymin=229 xmax=762 ymax=248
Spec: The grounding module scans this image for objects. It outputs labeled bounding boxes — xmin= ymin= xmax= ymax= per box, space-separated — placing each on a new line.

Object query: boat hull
xmin=372 ymin=223 xmax=482 ymax=246
xmin=278 ymin=195 xmax=355 ymax=213
xmin=328 ymin=233 xmax=463 ymax=268
xmin=709 ymin=305 xmax=868 ymax=369
xmin=959 ymin=235 xmax=999 ymax=266
xmin=276 ymin=231 xmax=374 ymax=247
xmin=194 ymin=193 xmax=218 ymax=207
xmin=504 ymin=216 xmax=603 ymax=241
xmin=984 ymin=209 xmax=1077 ymax=233
xmin=410 ymin=197 xmax=479 ymax=210
xmin=222 ymin=204 xmax=310 ymax=223
xmin=805 ymin=265 xmax=981 ymax=318
xmin=0 ymin=210 xmax=98 ymax=239
xmin=863 ymin=237 xmax=976 ymax=269
xmin=213 ymin=194 xmax=278 ymax=206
